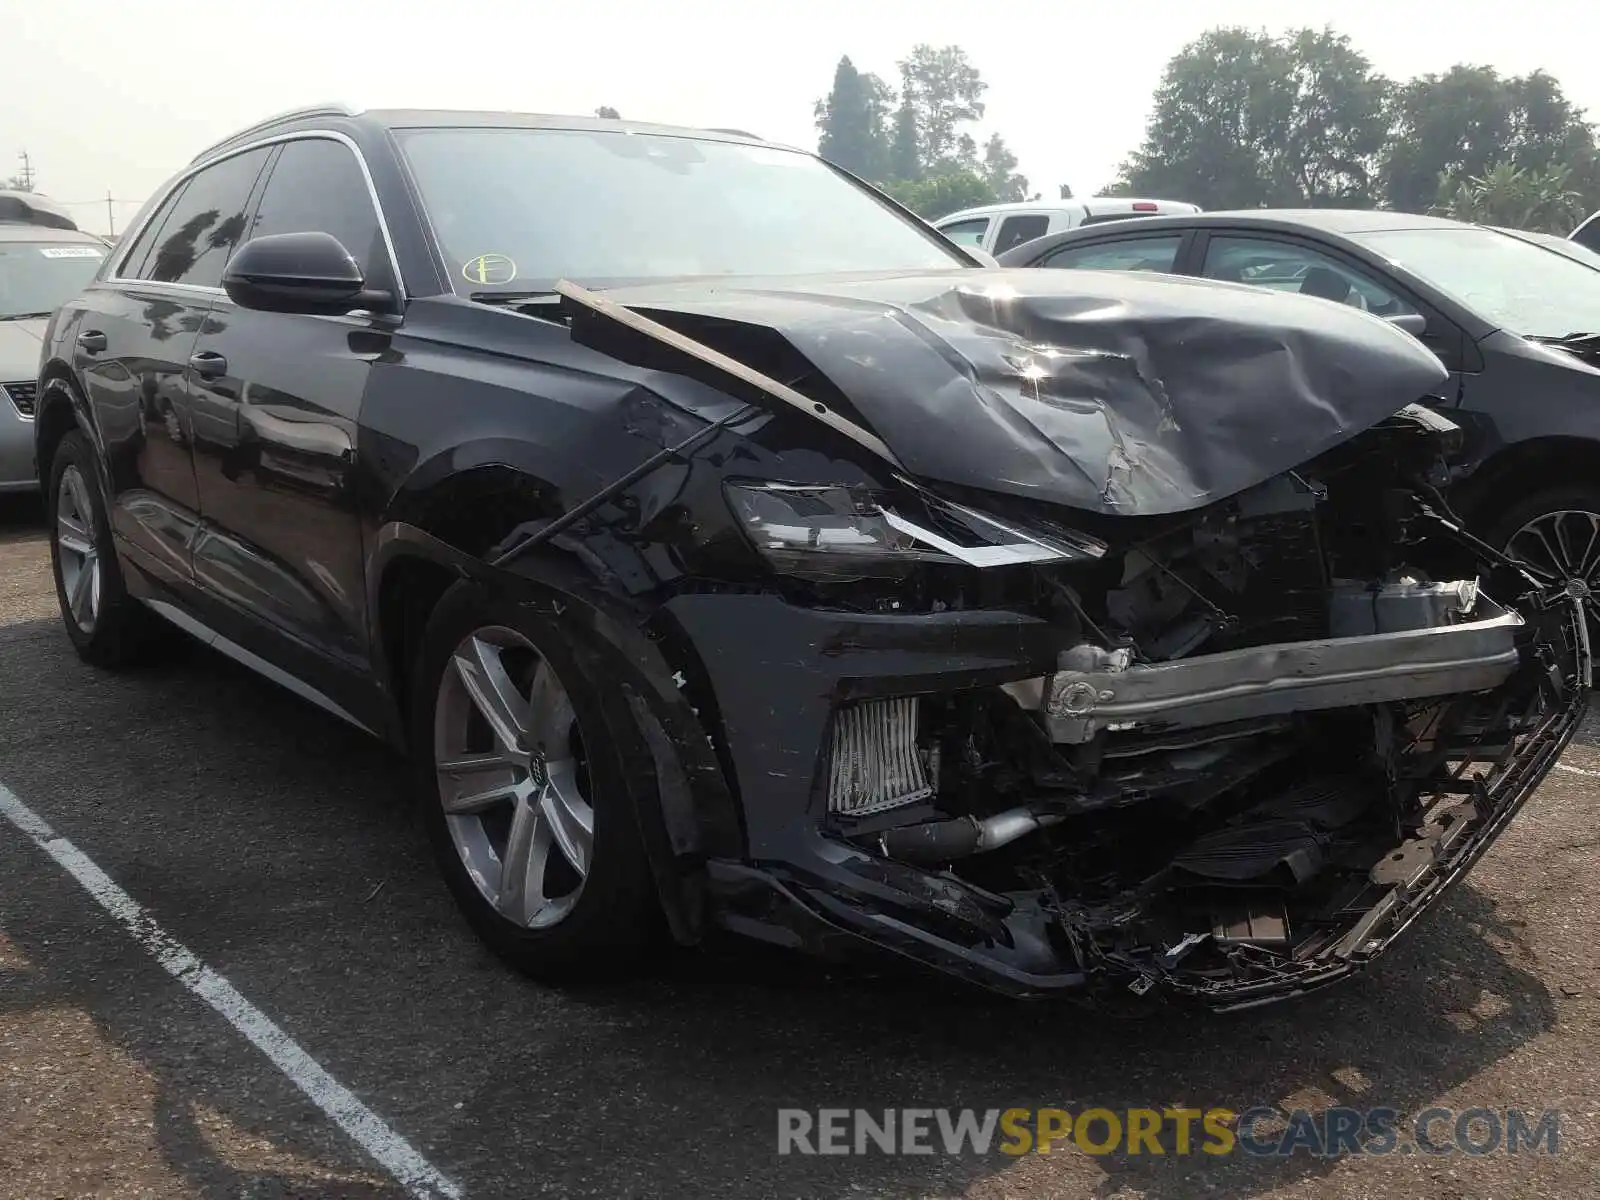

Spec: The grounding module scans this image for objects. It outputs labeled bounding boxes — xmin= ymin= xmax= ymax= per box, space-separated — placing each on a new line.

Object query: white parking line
xmin=0 ymin=780 xmax=462 ymax=1200
xmin=1555 ymin=761 xmax=1600 ymax=780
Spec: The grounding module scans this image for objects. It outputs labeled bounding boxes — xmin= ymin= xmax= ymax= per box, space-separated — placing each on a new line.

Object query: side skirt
xmin=141 ymin=597 xmax=381 ymax=740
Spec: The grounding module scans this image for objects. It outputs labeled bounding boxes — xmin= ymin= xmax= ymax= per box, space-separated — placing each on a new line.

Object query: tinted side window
xmin=117 ymin=182 xmax=190 ymax=280
xmin=994 ymin=214 xmax=1049 ymax=254
xmin=138 ymin=148 xmax=272 ymax=287
xmin=1201 ymin=235 xmax=1416 ymax=317
xmin=247 ymin=139 xmax=386 ymax=279
xmin=1041 ymin=236 xmax=1184 ymax=273
xmin=939 ymin=218 xmax=989 ymax=247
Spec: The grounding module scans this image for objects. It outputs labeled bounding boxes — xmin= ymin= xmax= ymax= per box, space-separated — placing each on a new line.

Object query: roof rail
xmin=190 ymin=103 xmax=359 ymax=163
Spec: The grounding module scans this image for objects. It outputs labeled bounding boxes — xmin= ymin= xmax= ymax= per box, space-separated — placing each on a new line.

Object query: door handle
xmin=78 ymin=329 xmax=107 ymax=353
xmin=189 ymin=350 xmax=228 ymax=379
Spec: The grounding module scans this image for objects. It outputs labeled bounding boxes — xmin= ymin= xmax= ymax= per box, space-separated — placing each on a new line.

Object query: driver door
xmin=185 ymin=135 xmax=398 ymax=703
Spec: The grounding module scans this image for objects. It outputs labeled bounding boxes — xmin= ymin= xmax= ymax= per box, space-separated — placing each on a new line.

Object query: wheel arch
xmin=1451 ymin=436 xmax=1600 ymax=529
xmin=32 ymin=361 xmax=89 ymax=493
xmin=369 ymin=469 xmax=743 ymax=946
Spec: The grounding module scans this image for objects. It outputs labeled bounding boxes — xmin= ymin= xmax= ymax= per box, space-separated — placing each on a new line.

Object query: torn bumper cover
xmin=660 ymin=583 xmax=1585 ymax=1010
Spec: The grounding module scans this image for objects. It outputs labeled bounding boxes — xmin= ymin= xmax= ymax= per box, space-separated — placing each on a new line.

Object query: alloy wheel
xmin=1505 ymin=509 xmax=1600 ymax=625
xmin=433 ymin=626 xmax=594 ymax=929
xmin=55 ymin=465 xmax=102 ymax=635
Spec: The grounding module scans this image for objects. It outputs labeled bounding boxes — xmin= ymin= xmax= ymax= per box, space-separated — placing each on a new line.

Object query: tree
xmin=595 ymin=106 xmax=620 ymax=119
xmin=1277 ymin=28 xmax=1390 ymax=205
xmin=813 ymin=56 xmax=893 ymax=179
xmin=881 ymin=170 xmax=997 ymax=219
xmin=982 ymin=133 xmax=1028 ymax=202
xmin=896 ymin=44 xmax=987 ymax=177
xmin=813 ymin=44 xmax=1017 ymax=208
xmin=1436 ymin=161 xmax=1586 ymax=233
xmin=1112 ymin=27 xmax=1389 ymax=209
xmin=1058 ymin=184 xmax=1074 ymax=200
xmin=888 ymin=95 xmax=921 ymax=182
xmin=1381 ymin=66 xmax=1599 ymax=214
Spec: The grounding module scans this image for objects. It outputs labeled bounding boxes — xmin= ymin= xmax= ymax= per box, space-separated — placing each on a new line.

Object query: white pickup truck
xmin=934 ymin=198 xmax=1202 ymax=256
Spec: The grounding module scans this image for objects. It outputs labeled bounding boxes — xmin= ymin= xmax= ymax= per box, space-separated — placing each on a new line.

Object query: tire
xmin=1481 ymin=483 xmax=1600 ymax=628
xmin=46 ymin=430 xmax=168 ymax=668
xmin=410 ymin=580 xmax=664 ymax=983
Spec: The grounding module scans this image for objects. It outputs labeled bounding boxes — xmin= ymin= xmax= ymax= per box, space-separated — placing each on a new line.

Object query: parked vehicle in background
xmin=1 ymin=200 xmax=109 ymax=491
xmin=0 ymin=190 xmax=80 ymax=232
xmin=1500 ymin=226 xmax=1600 ymax=270
xmin=933 ymin=198 xmax=1202 ymax=256
xmin=33 ymin=109 xmax=1584 ymax=1010
xmin=999 ymin=209 xmax=1600 ymax=631
xmin=1571 ymin=210 xmax=1600 ymax=254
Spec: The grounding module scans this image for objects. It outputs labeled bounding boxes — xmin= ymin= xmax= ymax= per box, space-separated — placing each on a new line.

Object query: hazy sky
xmin=3 ymin=0 xmax=1597 ymax=234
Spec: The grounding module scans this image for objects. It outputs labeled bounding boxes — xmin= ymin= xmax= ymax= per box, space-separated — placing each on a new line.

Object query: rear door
xmin=990 ymin=211 xmax=1053 ymax=256
xmin=75 ymin=147 xmax=272 ymax=587
xmin=185 ymin=135 xmax=398 ymax=683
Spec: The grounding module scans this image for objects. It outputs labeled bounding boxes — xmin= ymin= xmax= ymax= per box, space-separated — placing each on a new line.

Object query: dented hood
xmin=581 ymin=268 xmax=1452 ymax=516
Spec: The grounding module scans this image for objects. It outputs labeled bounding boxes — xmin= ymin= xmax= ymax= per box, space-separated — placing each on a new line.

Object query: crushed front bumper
xmin=664 ymin=589 xmax=1588 ymax=1009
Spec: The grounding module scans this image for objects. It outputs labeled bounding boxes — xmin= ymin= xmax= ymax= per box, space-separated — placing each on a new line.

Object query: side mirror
xmin=223 ymin=232 xmax=393 ymax=316
xmin=1386 ymin=312 xmax=1428 ymax=338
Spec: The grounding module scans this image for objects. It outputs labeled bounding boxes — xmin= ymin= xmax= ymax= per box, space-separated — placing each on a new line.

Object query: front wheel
xmin=1483 ymin=484 xmax=1600 ymax=632
xmin=410 ymin=581 xmax=664 ymax=982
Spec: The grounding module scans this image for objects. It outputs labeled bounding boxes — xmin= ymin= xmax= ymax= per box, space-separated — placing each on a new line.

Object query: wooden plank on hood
xmin=555 ymin=279 xmax=903 ymax=469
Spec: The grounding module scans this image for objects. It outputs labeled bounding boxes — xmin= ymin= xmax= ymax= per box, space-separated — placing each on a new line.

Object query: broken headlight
xmin=725 ymin=482 xmax=945 ymax=580
xmin=725 ymin=481 xmax=1105 ymax=581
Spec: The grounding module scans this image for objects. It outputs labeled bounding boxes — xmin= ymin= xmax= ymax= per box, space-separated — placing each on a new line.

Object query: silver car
xmin=1 ymin=217 xmax=109 ymax=491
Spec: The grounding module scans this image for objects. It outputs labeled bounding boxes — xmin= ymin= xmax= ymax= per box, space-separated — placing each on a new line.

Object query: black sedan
xmin=999 ymin=210 xmax=1600 ymax=623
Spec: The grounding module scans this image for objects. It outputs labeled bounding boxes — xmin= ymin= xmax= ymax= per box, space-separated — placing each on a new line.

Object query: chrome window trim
xmin=107 ymin=129 xmax=407 ymax=301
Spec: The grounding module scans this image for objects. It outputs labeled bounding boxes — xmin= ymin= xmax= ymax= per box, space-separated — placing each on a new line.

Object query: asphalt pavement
xmin=2 ymin=493 xmax=1599 ymax=1199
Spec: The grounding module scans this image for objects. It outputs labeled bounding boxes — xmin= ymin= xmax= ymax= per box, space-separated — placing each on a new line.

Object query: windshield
xmin=396 ymin=127 xmax=967 ymax=293
xmin=0 ymin=240 xmax=105 ymax=319
xmin=1352 ymin=227 xmax=1600 ymax=340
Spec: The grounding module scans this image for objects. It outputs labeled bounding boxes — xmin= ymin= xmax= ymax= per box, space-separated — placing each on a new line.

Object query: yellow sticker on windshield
xmin=462 ymin=253 xmax=517 ymax=285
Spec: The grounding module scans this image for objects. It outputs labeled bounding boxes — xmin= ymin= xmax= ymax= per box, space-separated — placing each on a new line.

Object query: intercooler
xmin=825 ymin=697 xmax=934 ymax=816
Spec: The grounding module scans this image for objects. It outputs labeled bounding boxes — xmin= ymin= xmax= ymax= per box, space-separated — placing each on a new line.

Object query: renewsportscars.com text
xmin=777 ymin=1106 xmax=1562 ymax=1158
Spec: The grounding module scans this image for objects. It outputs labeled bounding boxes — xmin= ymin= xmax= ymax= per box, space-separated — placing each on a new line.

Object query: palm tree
xmin=1436 ymin=161 xmax=1585 ymax=234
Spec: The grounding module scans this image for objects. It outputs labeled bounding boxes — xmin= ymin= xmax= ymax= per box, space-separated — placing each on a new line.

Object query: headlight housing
xmin=725 ymin=480 xmax=1104 ymax=581
xmin=724 ymin=483 xmax=938 ymax=580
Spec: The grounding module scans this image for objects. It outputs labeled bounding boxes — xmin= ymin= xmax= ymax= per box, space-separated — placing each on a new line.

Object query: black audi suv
xmin=34 ymin=106 xmax=1586 ymax=1010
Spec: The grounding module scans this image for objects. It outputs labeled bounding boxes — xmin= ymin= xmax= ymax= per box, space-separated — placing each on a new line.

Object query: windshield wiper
xmin=0 ymin=311 xmax=54 ymax=321
xmin=1531 ymin=330 xmax=1600 ymax=346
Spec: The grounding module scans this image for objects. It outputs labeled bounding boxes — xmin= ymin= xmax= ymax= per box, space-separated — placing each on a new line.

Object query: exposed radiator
xmin=826 ymin=697 xmax=934 ymax=816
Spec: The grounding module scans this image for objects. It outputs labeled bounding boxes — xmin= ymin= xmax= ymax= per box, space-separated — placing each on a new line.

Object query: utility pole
xmin=14 ymin=150 xmax=35 ymax=191
xmin=105 ymin=190 xmax=115 ymax=236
